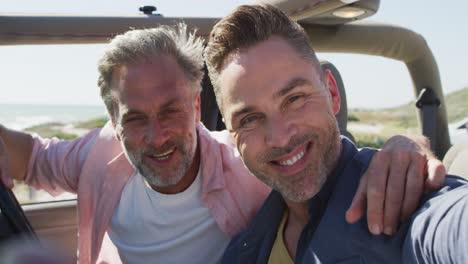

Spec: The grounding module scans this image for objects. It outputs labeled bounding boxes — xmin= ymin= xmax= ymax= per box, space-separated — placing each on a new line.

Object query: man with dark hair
xmin=205 ymin=4 xmax=468 ymax=263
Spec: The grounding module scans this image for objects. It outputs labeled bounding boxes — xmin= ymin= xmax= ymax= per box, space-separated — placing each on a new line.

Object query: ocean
xmin=0 ymin=103 xmax=107 ymax=130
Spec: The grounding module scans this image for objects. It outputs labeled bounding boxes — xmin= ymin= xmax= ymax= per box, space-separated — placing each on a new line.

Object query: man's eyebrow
xmin=160 ymin=97 xmax=180 ymax=110
xmin=273 ymin=78 xmax=311 ymax=100
xmin=121 ymin=108 xmax=145 ymax=119
xmin=121 ymin=97 xmax=180 ymax=119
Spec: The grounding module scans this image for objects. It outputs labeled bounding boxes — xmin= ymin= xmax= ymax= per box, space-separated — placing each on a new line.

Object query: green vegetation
xmin=349 ymin=87 xmax=468 ymax=148
xmin=445 ymin=87 xmax=468 ymax=122
xmin=347 ymin=113 xmax=360 ymax=122
xmin=353 ymin=132 xmax=386 ymax=149
xmin=349 ymin=109 xmax=418 ymax=128
xmin=75 ymin=116 xmax=108 ymax=129
xmin=23 ymin=116 xmax=108 ymax=140
xmin=25 ymin=122 xmax=78 ymax=139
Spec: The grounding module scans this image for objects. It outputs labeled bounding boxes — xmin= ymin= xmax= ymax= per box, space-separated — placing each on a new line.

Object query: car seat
xmin=443 ymin=140 xmax=468 ymax=179
xmin=200 ymin=65 xmax=225 ymax=131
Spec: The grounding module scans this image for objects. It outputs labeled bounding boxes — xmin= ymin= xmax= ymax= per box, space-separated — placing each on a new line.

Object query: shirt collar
xmin=308 ymin=137 xmax=354 ymax=215
xmin=196 ymin=122 xmax=227 ymax=194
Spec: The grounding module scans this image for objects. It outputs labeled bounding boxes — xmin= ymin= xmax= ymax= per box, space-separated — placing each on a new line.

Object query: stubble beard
xmin=123 ymin=135 xmax=196 ymax=188
xmin=244 ymin=123 xmax=341 ymax=203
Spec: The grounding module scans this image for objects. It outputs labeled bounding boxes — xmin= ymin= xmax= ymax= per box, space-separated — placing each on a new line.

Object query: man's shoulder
xmin=353 ymin=147 xmax=378 ymax=167
xmin=417 ymin=175 xmax=468 ymax=206
xmin=221 ymin=191 xmax=285 ymax=263
xmin=92 ymin=122 xmax=129 ymax=155
xmin=196 ymin=124 xmax=244 ymax=170
xmin=199 ymin=125 xmax=235 ymax=147
xmin=337 ymin=138 xmax=378 ymax=182
xmin=73 ymin=122 xmax=124 ymax=165
xmin=340 ymin=137 xmax=378 ymax=166
xmin=403 ymin=175 xmax=468 ymax=263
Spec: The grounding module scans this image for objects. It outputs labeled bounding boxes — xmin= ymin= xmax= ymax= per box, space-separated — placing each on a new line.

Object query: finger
xmin=366 ymin=151 xmax=390 ymax=235
xmin=346 ymin=172 xmax=367 ymax=224
xmin=424 ymin=158 xmax=446 ymax=192
xmin=400 ymin=153 xmax=425 ymax=221
xmin=383 ymin=151 xmax=410 ymax=235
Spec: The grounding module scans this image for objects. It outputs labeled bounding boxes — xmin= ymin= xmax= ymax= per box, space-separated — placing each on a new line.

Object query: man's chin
xmin=276 ymin=181 xmax=320 ymax=203
xmin=143 ymin=175 xmax=182 ymax=189
xmin=138 ymin=167 xmax=180 ymax=187
xmin=281 ymin=190 xmax=313 ymax=203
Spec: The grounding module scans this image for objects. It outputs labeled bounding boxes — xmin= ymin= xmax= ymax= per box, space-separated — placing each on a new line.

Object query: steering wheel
xmin=0 ymin=182 xmax=38 ymax=240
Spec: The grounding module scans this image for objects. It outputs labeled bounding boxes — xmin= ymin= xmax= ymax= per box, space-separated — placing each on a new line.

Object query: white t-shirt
xmin=107 ymin=170 xmax=230 ymax=264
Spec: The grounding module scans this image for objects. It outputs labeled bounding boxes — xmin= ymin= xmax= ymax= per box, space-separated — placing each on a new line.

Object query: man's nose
xmin=145 ymin=119 xmax=170 ymax=146
xmin=265 ymin=115 xmax=297 ymax=148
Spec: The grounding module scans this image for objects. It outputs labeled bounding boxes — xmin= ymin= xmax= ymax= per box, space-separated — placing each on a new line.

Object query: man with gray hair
xmin=0 ymin=23 xmax=446 ymax=263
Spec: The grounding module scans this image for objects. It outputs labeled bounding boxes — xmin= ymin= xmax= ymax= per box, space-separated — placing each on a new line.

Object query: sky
xmin=0 ymin=0 xmax=467 ymax=109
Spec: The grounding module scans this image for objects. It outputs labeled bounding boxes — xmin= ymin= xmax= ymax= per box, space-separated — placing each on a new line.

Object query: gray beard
xmin=122 ymin=136 xmax=196 ymax=189
xmin=135 ymin=152 xmax=191 ymax=188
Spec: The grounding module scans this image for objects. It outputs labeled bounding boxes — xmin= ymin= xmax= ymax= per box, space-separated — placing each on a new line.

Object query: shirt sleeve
xmin=403 ymin=177 xmax=468 ymax=263
xmin=24 ymin=128 xmax=100 ymax=195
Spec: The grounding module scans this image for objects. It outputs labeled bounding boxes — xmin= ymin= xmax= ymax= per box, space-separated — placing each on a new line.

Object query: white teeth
xmin=154 ymin=154 xmax=170 ymax=161
xmin=152 ymin=149 xmax=175 ymax=160
xmin=278 ymin=150 xmax=305 ymax=166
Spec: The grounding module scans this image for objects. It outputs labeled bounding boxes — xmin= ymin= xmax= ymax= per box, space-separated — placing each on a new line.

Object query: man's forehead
xmin=111 ymin=62 xmax=194 ymax=116
xmin=219 ymin=40 xmax=319 ymax=97
xmin=218 ymin=39 xmax=325 ymax=128
xmin=113 ymin=60 xmax=192 ymax=97
xmin=114 ymin=55 xmax=189 ymax=84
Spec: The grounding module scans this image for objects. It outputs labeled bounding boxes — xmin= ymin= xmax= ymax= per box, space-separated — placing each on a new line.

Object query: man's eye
xmin=239 ymin=114 xmax=262 ymax=128
xmin=124 ymin=116 xmax=144 ymax=123
xmin=287 ymin=95 xmax=302 ymax=104
xmin=162 ymin=108 xmax=180 ymax=116
xmin=285 ymin=94 xmax=306 ymax=109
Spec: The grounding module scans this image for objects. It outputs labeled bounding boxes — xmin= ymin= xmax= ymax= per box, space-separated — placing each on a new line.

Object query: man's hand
xmin=0 ymin=125 xmax=33 ymax=188
xmin=0 ymin=136 xmax=14 ymax=188
xmin=345 ymin=135 xmax=446 ymax=235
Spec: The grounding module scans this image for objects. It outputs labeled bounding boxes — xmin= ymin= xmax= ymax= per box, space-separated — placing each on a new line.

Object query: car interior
xmin=1 ymin=0 xmax=467 ymax=259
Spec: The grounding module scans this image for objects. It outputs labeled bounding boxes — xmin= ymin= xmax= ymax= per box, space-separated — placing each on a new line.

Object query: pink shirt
xmin=25 ymin=122 xmax=270 ymax=263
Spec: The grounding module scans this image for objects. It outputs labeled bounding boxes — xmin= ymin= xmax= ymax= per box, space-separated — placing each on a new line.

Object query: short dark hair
xmin=204 ymin=4 xmax=322 ymax=107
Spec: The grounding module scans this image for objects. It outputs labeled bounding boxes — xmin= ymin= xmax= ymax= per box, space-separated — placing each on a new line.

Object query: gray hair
xmin=97 ymin=23 xmax=205 ymax=118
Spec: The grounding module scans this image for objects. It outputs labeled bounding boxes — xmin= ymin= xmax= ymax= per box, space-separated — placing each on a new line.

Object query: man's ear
xmin=110 ymin=111 xmax=121 ymax=142
xmin=195 ymin=93 xmax=201 ymax=123
xmin=112 ymin=121 xmax=121 ymax=142
xmin=324 ymin=69 xmax=341 ymax=115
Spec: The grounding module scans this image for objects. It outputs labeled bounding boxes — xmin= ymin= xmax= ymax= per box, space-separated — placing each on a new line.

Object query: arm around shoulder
xmin=24 ymin=128 xmax=101 ymax=194
xmin=1 ymin=123 xmax=102 ymax=194
xmin=403 ymin=177 xmax=468 ymax=263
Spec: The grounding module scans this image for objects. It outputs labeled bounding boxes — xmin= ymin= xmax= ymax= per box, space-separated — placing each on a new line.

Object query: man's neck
xmin=283 ymin=200 xmax=309 ymax=259
xmin=282 ymin=138 xmax=344 ymax=258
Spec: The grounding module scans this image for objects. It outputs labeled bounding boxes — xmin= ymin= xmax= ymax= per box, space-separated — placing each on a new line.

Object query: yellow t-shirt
xmin=268 ymin=210 xmax=294 ymax=264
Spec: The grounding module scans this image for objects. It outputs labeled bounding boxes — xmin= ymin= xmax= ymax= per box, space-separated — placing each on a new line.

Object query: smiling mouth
xmin=269 ymin=141 xmax=312 ymax=170
xmin=147 ymin=148 xmax=176 ymax=161
xmin=277 ymin=149 xmax=306 ymax=166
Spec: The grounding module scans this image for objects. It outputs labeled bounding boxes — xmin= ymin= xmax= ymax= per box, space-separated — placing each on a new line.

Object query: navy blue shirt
xmin=221 ymin=137 xmax=468 ymax=264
